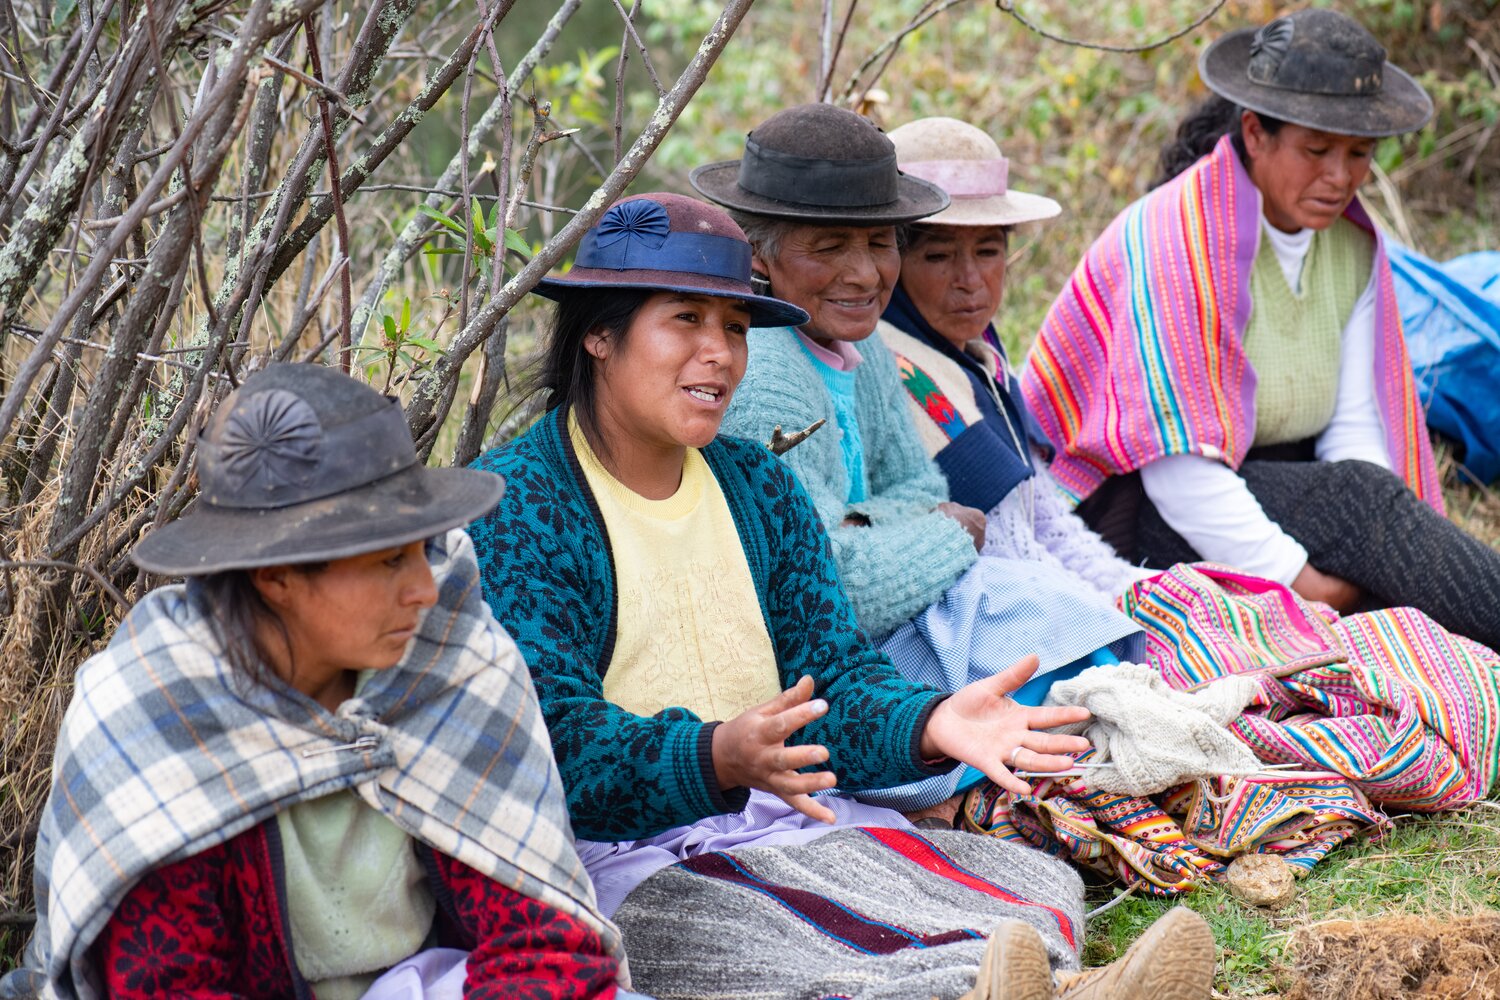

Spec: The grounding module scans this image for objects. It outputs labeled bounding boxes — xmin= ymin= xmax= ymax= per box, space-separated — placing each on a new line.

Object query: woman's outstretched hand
xmin=711 ymin=676 xmax=839 ymax=824
xmin=918 ymin=655 xmax=1093 ymax=796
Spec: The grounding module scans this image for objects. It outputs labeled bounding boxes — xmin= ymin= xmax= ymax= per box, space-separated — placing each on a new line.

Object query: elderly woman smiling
xmin=701 ymin=105 xmax=1144 ymax=816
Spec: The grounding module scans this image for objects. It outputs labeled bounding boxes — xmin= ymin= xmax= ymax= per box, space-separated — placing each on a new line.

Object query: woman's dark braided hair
xmin=1152 ymin=94 xmax=1286 ymax=188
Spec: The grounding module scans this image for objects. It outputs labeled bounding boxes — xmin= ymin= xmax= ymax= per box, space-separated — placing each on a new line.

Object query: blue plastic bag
xmin=1390 ymin=242 xmax=1500 ymax=484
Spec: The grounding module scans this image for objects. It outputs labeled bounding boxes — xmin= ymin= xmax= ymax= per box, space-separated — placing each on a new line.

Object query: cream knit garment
xmin=1043 ymin=663 xmax=1259 ymax=795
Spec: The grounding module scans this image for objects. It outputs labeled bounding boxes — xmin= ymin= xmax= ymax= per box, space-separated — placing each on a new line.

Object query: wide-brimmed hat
xmin=1199 ymin=8 xmax=1432 ymax=138
xmin=532 ymin=192 xmax=809 ymax=327
xmin=689 ymin=103 xmax=949 ymax=226
xmin=132 ymin=364 xmax=504 ymax=576
xmin=887 ymin=117 xmax=1061 ymax=228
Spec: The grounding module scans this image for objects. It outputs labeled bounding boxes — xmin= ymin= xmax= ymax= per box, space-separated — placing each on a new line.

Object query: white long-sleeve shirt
xmin=1139 ymin=219 xmax=1391 ymax=583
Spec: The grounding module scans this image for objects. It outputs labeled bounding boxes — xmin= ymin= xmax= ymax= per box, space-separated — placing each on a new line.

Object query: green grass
xmin=1075 ymin=456 xmax=1500 ymax=999
xmin=1082 ymin=807 xmax=1500 ymax=998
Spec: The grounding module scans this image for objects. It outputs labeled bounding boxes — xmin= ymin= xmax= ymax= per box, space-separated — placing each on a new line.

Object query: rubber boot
xmin=960 ymin=919 xmax=1054 ymax=1000
xmin=1054 ymin=907 xmax=1215 ymax=1000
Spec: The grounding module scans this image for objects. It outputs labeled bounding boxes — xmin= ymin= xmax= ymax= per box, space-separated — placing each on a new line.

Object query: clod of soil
xmin=1286 ymin=914 xmax=1500 ymax=1000
xmin=1226 ymin=853 xmax=1296 ymax=908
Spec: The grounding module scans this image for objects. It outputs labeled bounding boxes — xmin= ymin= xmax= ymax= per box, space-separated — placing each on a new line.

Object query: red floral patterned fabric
xmin=93 ymin=822 xmax=619 ymax=999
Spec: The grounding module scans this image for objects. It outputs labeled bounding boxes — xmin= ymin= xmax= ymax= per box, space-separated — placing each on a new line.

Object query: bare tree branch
xmin=304 ymin=16 xmax=354 ymax=371
xmin=404 ymin=0 xmax=760 ymax=438
xmin=351 ymin=0 xmax=581 ymax=339
xmin=609 ymin=0 xmax=666 ymax=97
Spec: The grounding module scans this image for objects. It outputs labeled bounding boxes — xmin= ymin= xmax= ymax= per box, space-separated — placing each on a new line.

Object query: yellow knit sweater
xmin=570 ymin=416 xmax=781 ymax=721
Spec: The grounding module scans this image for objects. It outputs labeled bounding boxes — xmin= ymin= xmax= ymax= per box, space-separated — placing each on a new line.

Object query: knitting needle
xmin=1013 ymin=761 xmax=1338 ymax=779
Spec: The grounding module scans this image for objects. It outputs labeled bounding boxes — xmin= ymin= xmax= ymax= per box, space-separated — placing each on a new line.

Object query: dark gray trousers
xmin=1081 ymin=457 xmax=1500 ymax=651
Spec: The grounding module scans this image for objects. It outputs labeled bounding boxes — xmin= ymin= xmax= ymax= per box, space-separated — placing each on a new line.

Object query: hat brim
xmin=532 ymin=270 xmax=809 ymax=328
xmin=1199 ymin=28 xmax=1433 ymax=138
xmin=918 ymin=189 xmax=1062 ymax=227
xmin=131 ymin=465 xmax=505 ymax=576
xmin=689 ymin=161 xmax=950 ymax=225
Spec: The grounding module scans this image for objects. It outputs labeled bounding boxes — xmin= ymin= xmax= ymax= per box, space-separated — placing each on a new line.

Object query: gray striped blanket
xmin=615 ymin=826 xmax=1084 ymax=999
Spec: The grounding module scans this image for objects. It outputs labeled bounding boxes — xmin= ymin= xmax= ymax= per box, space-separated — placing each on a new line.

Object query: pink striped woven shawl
xmin=1020 ymin=135 xmax=1443 ymax=512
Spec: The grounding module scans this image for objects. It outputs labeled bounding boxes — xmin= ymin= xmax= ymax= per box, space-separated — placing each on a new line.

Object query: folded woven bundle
xmin=1125 ymin=563 xmax=1500 ymax=811
xmin=962 ymin=561 xmax=1499 ymax=894
xmin=961 ymin=751 xmax=1385 ymax=895
xmin=1043 ymin=661 xmax=1259 ymax=796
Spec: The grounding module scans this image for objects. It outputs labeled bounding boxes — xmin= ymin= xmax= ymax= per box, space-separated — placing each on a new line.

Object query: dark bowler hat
xmin=132 ymin=364 xmax=505 ymax=575
xmin=689 ymin=103 xmax=950 ymax=225
xmin=1200 ymin=8 xmax=1432 ymax=138
xmin=532 ymin=192 xmax=809 ymax=327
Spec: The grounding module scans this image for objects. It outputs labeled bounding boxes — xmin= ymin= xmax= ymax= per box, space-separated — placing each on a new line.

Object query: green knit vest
xmin=1244 ymin=217 xmax=1374 ymax=447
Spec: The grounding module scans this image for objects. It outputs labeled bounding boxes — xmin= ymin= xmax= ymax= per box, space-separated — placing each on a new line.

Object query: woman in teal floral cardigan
xmin=471 ymin=401 xmax=953 ymax=841
xmin=465 ymin=192 xmax=1216 ymax=1000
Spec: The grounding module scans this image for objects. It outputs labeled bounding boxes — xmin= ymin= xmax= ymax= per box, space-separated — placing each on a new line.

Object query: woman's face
xmin=756 ymin=224 xmax=900 ymax=345
xmin=589 ymin=291 xmax=751 ymax=451
xmin=899 ymin=225 xmax=1008 ymax=349
xmin=1243 ymin=113 xmax=1375 ymax=234
xmin=254 ymin=540 xmax=439 ymax=703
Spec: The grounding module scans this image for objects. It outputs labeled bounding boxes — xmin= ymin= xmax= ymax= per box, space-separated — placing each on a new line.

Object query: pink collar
xmin=796 ymin=330 xmax=863 ymax=372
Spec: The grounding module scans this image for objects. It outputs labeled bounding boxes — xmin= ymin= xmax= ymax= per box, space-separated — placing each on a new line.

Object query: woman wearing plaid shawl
xmin=3 ymin=365 xmax=630 ymax=1000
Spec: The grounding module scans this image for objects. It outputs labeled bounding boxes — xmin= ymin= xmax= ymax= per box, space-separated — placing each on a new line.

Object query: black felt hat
xmin=690 ymin=103 xmax=950 ymax=225
xmin=132 ymin=364 xmax=504 ymax=576
xmin=1199 ymin=8 xmax=1432 ymax=138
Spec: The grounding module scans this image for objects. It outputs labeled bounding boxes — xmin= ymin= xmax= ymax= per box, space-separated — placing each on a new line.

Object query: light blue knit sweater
xmin=722 ymin=327 xmax=977 ymax=640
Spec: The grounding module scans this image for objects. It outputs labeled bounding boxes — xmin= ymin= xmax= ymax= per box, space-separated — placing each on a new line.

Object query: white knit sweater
xmin=982 ymin=459 xmax=1153 ymax=609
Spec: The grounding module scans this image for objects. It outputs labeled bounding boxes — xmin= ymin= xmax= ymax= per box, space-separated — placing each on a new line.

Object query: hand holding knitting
xmin=712 ymin=676 xmax=840 ymax=824
xmin=918 ymin=655 xmax=1093 ymax=796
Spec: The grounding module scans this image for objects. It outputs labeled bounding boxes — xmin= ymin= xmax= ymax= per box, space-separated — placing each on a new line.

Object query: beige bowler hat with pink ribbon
xmin=888 ymin=117 xmax=1061 ymax=227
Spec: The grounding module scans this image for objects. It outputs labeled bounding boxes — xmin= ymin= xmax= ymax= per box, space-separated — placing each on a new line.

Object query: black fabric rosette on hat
xmin=133 ymin=364 xmax=504 ymax=576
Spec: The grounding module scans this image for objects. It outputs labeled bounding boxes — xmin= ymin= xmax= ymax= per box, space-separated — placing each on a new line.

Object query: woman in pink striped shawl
xmin=1022 ymin=8 xmax=1500 ymax=650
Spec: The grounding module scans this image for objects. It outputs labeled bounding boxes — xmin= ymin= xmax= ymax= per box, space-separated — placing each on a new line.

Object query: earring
xmin=750 ymin=274 xmax=772 ymax=296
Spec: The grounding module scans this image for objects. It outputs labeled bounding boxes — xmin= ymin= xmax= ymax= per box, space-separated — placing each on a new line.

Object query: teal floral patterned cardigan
xmin=468 ymin=407 xmax=952 ymax=842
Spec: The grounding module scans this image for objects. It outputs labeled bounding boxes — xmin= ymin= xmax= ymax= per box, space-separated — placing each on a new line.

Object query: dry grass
xmin=1285 ymin=913 xmax=1500 ymax=1000
xmin=1086 ymin=807 xmax=1500 ymax=998
xmin=1439 ymin=445 xmax=1500 ymax=546
xmin=0 ymin=477 xmax=139 ymax=946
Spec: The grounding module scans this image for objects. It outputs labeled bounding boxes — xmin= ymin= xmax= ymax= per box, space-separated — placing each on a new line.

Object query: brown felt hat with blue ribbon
xmin=532 ymin=192 xmax=809 ymax=328
xmin=132 ymin=364 xmax=504 ymax=575
xmin=1199 ymin=8 xmax=1432 ymax=138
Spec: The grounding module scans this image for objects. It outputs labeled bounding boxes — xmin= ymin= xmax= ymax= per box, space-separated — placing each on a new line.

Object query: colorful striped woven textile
xmin=1018 ymin=134 xmax=1443 ymax=512
xmin=1121 ymin=563 xmax=1348 ymax=690
xmin=960 ymin=749 xmax=1385 ymax=895
xmin=1126 ymin=563 xmax=1500 ymax=811
xmin=1173 ymin=770 xmax=1384 ymax=866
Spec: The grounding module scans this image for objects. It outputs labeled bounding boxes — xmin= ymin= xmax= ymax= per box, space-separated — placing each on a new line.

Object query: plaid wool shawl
xmin=1020 ymin=135 xmax=1443 ymax=512
xmin=9 ymin=529 xmax=620 ymax=1000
